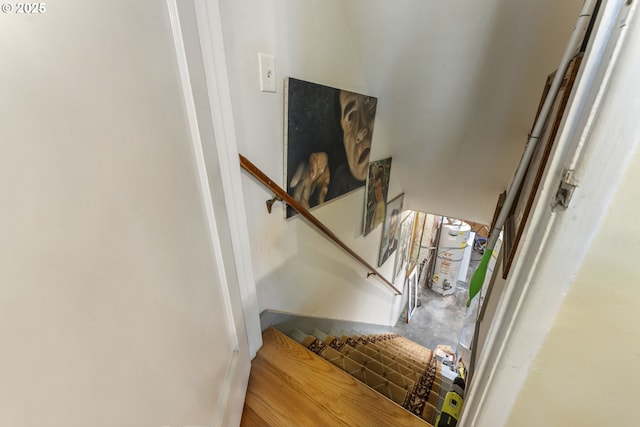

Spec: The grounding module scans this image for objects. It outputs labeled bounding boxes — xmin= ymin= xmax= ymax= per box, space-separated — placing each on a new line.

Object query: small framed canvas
xmin=363 ymin=158 xmax=392 ymax=236
xmin=394 ymin=211 xmax=415 ymax=281
xmin=409 ymin=211 xmax=427 ymax=266
xmin=378 ymin=193 xmax=404 ymax=267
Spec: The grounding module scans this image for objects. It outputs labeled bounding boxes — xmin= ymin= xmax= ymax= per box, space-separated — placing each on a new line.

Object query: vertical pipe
xmin=485 ymin=0 xmax=598 ymax=252
xmin=467 ymin=0 xmax=599 ymax=309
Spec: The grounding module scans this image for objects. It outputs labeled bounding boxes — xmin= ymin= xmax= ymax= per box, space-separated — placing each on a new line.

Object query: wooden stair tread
xmin=240 ymin=402 xmax=271 ymax=427
xmin=241 ymin=327 xmax=430 ymax=427
xmin=242 ymin=357 xmax=347 ymax=426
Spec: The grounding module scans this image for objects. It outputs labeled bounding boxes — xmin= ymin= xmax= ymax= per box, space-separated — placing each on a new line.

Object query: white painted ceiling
xmin=340 ymin=0 xmax=585 ymax=223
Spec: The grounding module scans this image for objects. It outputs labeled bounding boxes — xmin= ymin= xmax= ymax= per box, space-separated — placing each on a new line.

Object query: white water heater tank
xmin=431 ymin=220 xmax=471 ymax=296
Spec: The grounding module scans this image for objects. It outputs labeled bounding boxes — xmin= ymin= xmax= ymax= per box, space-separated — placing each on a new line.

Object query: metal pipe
xmin=486 ymin=0 xmax=597 ymax=252
xmin=464 ymin=0 xmax=599 ymax=397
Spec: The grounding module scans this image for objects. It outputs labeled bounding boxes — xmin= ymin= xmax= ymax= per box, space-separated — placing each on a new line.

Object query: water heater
xmin=431 ymin=220 xmax=471 ymax=296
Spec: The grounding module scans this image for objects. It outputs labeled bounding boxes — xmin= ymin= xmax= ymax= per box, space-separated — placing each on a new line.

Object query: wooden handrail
xmin=239 ymin=154 xmax=400 ymax=295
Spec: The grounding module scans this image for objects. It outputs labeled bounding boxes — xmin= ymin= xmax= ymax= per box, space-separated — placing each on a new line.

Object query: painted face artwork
xmin=285 ymin=78 xmax=379 ymax=218
xmin=389 ymin=209 xmax=399 ymax=242
xmin=339 ymin=90 xmax=377 ymax=181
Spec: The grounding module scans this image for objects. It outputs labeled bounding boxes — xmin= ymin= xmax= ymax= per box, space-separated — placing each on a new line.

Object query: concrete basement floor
xmin=392 ymin=249 xmax=483 ymax=352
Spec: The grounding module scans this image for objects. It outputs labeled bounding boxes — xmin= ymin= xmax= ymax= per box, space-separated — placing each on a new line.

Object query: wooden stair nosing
xmin=375 ymin=340 xmax=431 ymax=366
xmin=365 ymin=343 xmax=426 ymax=373
xmin=339 ymin=344 xmax=416 ymax=391
xmin=354 ymin=343 xmax=423 ymax=378
xmin=391 ymin=338 xmax=434 ymax=361
xmin=365 ymin=341 xmax=427 ymax=372
xmin=240 ymin=402 xmax=268 ymax=427
xmin=421 ymin=402 xmax=438 ymax=425
xmin=320 ymin=345 xmax=409 ymax=405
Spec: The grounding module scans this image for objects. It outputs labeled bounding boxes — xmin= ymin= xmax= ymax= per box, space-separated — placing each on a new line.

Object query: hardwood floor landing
xmin=240 ymin=327 xmax=431 ymax=427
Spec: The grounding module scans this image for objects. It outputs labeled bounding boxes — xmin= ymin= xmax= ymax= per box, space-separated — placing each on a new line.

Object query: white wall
xmin=219 ymin=0 xmax=406 ymax=326
xmin=506 ymin=144 xmax=640 ymax=424
xmin=0 ymin=1 xmax=250 ymax=425
xmin=505 ymin=2 xmax=640 ymax=422
xmin=340 ymin=0 xmax=584 ymax=224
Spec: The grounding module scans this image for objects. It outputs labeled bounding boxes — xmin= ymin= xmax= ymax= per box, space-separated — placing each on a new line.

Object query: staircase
xmin=241 ymin=327 xmax=457 ymax=426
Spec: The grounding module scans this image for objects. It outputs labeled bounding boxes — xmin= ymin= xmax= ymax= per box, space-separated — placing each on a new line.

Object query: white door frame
xmin=190 ymin=0 xmax=263 ymax=359
xmin=167 ymin=0 xmax=262 ymax=425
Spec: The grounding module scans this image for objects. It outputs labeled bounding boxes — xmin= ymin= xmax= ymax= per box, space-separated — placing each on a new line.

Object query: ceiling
xmin=340 ymin=0 xmax=585 ymax=224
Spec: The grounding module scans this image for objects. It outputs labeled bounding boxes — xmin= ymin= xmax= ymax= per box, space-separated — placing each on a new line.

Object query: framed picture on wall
xmin=378 ymin=193 xmax=404 ymax=267
xmin=363 ymin=158 xmax=392 ymax=236
xmin=503 ymin=54 xmax=583 ymax=278
xmin=406 ymin=266 xmax=418 ymax=323
xmin=394 ymin=211 xmax=415 ymax=281
xmin=409 ymin=211 xmax=427 ymax=266
xmin=284 ymin=78 xmax=378 ymax=218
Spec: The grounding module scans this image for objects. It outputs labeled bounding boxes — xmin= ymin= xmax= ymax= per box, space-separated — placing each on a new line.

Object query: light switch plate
xmin=258 ymin=53 xmax=276 ymax=93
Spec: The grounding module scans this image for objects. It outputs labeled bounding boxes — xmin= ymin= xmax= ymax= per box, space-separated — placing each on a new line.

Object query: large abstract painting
xmin=284 ymin=78 xmax=378 ymax=218
xmin=363 ymin=158 xmax=392 ymax=236
xmin=378 ymin=193 xmax=404 ymax=267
